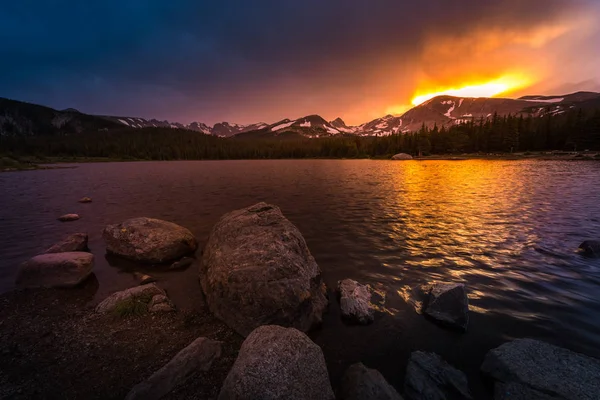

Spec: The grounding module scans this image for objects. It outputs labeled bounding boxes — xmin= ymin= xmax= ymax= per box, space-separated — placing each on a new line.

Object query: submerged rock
xmin=219 ymin=325 xmax=334 ymax=400
xmin=126 ymin=337 xmax=222 ymax=400
xmin=102 ymin=217 xmax=197 ymax=263
xmin=16 ymin=252 xmax=94 ymax=288
xmin=424 ymin=283 xmax=469 ymax=331
xmin=391 ymin=153 xmax=413 ymax=160
xmin=337 ymin=279 xmax=375 ymax=324
xmin=58 ymin=213 xmax=80 ymax=222
xmin=169 ymin=256 xmax=194 ymax=270
xmin=579 ymin=240 xmax=600 ymax=257
xmin=340 ymin=362 xmax=403 ymax=400
xmin=404 ymin=351 xmax=471 ymax=400
xmin=45 ymin=233 xmax=89 ymax=253
xmin=95 ymin=283 xmax=174 ymax=315
xmin=200 ymin=202 xmax=328 ymax=337
xmin=481 ymin=338 xmax=600 ymax=400
xmin=78 ymin=197 xmax=92 ymax=203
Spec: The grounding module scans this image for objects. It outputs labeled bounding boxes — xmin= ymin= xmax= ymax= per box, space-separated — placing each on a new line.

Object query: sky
xmin=1 ymin=1 xmax=600 ymax=126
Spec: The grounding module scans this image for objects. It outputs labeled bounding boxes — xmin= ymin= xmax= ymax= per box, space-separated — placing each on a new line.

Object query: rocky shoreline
xmin=1 ymin=202 xmax=599 ymax=399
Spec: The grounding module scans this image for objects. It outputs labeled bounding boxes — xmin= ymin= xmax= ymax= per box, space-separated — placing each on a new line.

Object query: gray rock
xmin=103 ymin=217 xmax=197 ymax=263
xmin=219 ymin=325 xmax=334 ymax=400
xmin=579 ymin=240 xmax=600 ymax=257
xmin=125 ymin=337 xmax=222 ymax=400
xmin=200 ymin=202 xmax=328 ymax=337
xmin=391 ymin=153 xmax=413 ymax=160
xmin=340 ymin=362 xmax=403 ymax=400
xmin=338 ymin=279 xmax=375 ymax=324
xmin=58 ymin=213 xmax=80 ymax=222
xmin=16 ymin=252 xmax=94 ymax=288
xmin=493 ymin=382 xmax=556 ymax=400
xmin=424 ymin=283 xmax=469 ymax=331
xmin=45 ymin=233 xmax=89 ymax=253
xmin=169 ymin=256 xmax=194 ymax=270
xmin=78 ymin=197 xmax=92 ymax=203
xmin=95 ymin=283 xmax=174 ymax=315
xmin=404 ymin=351 xmax=471 ymax=400
xmin=481 ymin=338 xmax=600 ymax=400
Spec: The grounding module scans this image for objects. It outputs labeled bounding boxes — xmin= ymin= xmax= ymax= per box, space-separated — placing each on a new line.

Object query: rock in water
xmin=58 ymin=213 xmax=80 ymax=222
xmin=200 ymin=202 xmax=328 ymax=337
xmin=125 ymin=337 xmax=222 ymax=400
xmin=481 ymin=338 xmax=600 ymax=400
xmin=391 ymin=153 xmax=413 ymax=160
xmin=424 ymin=283 xmax=469 ymax=331
xmin=340 ymin=363 xmax=403 ymax=400
xmin=169 ymin=256 xmax=194 ymax=270
xmin=45 ymin=233 xmax=89 ymax=253
xmin=218 ymin=325 xmax=334 ymax=400
xmin=338 ymin=279 xmax=375 ymax=324
xmin=133 ymin=272 xmax=156 ymax=285
xmin=16 ymin=252 xmax=94 ymax=288
xmin=102 ymin=217 xmax=197 ymax=263
xmin=95 ymin=283 xmax=175 ymax=315
xmin=404 ymin=351 xmax=472 ymax=400
xmin=579 ymin=240 xmax=600 ymax=257
xmin=78 ymin=197 xmax=92 ymax=203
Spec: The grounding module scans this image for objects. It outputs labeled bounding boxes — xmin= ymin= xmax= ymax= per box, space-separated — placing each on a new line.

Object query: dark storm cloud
xmin=0 ymin=0 xmax=593 ymax=124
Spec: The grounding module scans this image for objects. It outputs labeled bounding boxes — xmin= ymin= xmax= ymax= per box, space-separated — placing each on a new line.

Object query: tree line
xmin=1 ymin=107 xmax=599 ymax=160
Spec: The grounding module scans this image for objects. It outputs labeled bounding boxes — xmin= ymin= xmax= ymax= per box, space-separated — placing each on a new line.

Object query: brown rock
xmin=45 ymin=233 xmax=88 ymax=253
xmin=58 ymin=214 xmax=80 ymax=222
xmin=16 ymin=252 xmax=94 ymax=288
xmin=78 ymin=197 xmax=92 ymax=203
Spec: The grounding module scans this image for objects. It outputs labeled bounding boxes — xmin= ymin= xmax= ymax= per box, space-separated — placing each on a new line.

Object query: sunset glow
xmin=411 ymin=75 xmax=532 ymax=106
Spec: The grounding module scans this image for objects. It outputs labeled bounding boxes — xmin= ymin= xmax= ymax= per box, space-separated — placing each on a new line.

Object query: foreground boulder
xmin=95 ymin=283 xmax=175 ymax=315
xmin=45 ymin=233 xmax=89 ymax=253
xmin=200 ymin=202 xmax=328 ymax=336
xmin=338 ymin=279 xmax=375 ymax=324
xmin=424 ymin=283 xmax=469 ymax=331
xmin=103 ymin=217 xmax=197 ymax=263
xmin=219 ymin=325 xmax=334 ymax=400
xmin=404 ymin=351 xmax=471 ymax=400
xmin=16 ymin=252 xmax=94 ymax=288
xmin=126 ymin=337 xmax=222 ymax=400
xmin=58 ymin=213 xmax=80 ymax=222
xmin=481 ymin=338 xmax=600 ymax=400
xmin=340 ymin=363 xmax=403 ymax=400
xmin=391 ymin=153 xmax=413 ymax=160
xmin=579 ymin=240 xmax=600 ymax=257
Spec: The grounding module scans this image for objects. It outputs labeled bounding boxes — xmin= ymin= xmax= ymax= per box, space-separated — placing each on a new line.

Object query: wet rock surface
xmin=424 ymin=283 xmax=469 ymax=331
xmin=337 ymin=279 xmax=375 ymax=324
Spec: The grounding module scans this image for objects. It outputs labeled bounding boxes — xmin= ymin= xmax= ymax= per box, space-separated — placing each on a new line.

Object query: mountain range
xmin=2 ymin=91 xmax=600 ymax=139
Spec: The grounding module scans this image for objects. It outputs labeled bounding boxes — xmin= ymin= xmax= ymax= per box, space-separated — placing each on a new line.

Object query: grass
xmin=112 ymin=293 xmax=154 ymax=317
xmin=0 ymin=156 xmax=41 ymax=171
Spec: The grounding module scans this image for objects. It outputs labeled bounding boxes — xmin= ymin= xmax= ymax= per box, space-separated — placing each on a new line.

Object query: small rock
xmin=45 ymin=233 xmax=88 ymax=253
xmin=133 ymin=272 xmax=156 ymax=285
xmin=579 ymin=240 xmax=600 ymax=257
xmin=424 ymin=283 xmax=469 ymax=331
xmin=58 ymin=214 xmax=80 ymax=222
xmin=481 ymin=338 xmax=600 ymax=400
xmin=337 ymin=279 xmax=375 ymax=324
xmin=125 ymin=337 xmax=222 ymax=400
xmin=404 ymin=351 xmax=471 ymax=400
xmin=169 ymin=257 xmax=194 ymax=270
xmin=95 ymin=283 xmax=173 ymax=315
xmin=391 ymin=153 xmax=413 ymax=160
xmin=148 ymin=294 xmax=175 ymax=313
xmin=219 ymin=325 xmax=334 ymax=400
xmin=78 ymin=197 xmax=92 ymax=203
xmin=16 ymin=252 xmax=94 ymax=288
xmin=340 ymin=362 xmax=403 ymax=400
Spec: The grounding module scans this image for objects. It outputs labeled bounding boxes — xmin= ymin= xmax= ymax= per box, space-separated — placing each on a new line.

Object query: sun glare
xmin=411 ymin=75 xmax=531 ymax=106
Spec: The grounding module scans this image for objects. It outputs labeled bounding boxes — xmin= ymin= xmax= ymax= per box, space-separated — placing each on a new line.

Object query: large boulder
xmin=218 ymin=325 xmax=334 ymax=400
xmin=424 ymin=283 xmax=469 ymax=331
xmin=340 ymin=362 xmax=403 ymax=400
xmin=16 ymin=252 xmax=94 ymax=288
xmin=338 ymin=279 xmax=375 ymax=324
xmin=404 ymin=351 xmax=471 ymax=400
xmin=95 ymin=283 xmax=175 ymax=315
xmin=579 ymin=240 xmax=600 ymax=257
xmin=102 ymin=217 xmax=197 ymax=263
xmin=126 ymin=337 xmax=222 ymax=400
xmin=481 ymin=338 xmax=600 ymax=400
xmin=200 ymin=203 xmax=328 ymax=336
xmin=45 ymin=233 xmax=89 ymax=253
xmin=391 ymin=153 xmax=413 ymax=160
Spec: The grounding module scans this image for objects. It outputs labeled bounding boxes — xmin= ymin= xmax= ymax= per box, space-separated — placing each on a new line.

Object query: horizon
xmin=2 ymin=1 xmax=600 ymax=125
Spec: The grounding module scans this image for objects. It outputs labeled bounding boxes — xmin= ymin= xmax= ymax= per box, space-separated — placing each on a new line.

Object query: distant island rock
xmin=391 ymin=153 xmax=413 ymax=160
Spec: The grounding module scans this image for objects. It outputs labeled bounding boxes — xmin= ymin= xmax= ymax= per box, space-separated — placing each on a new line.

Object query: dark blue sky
xmin=2 ymin=1 xmax=599 ymax=125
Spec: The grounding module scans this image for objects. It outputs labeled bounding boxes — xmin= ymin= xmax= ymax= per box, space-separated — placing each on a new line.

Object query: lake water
xmin=1 ymin=159 xmax=600 ymax=397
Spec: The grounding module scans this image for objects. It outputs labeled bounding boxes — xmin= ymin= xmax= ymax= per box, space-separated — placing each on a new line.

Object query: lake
xmin=1 ymin=159 xmax=599 ymax=397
